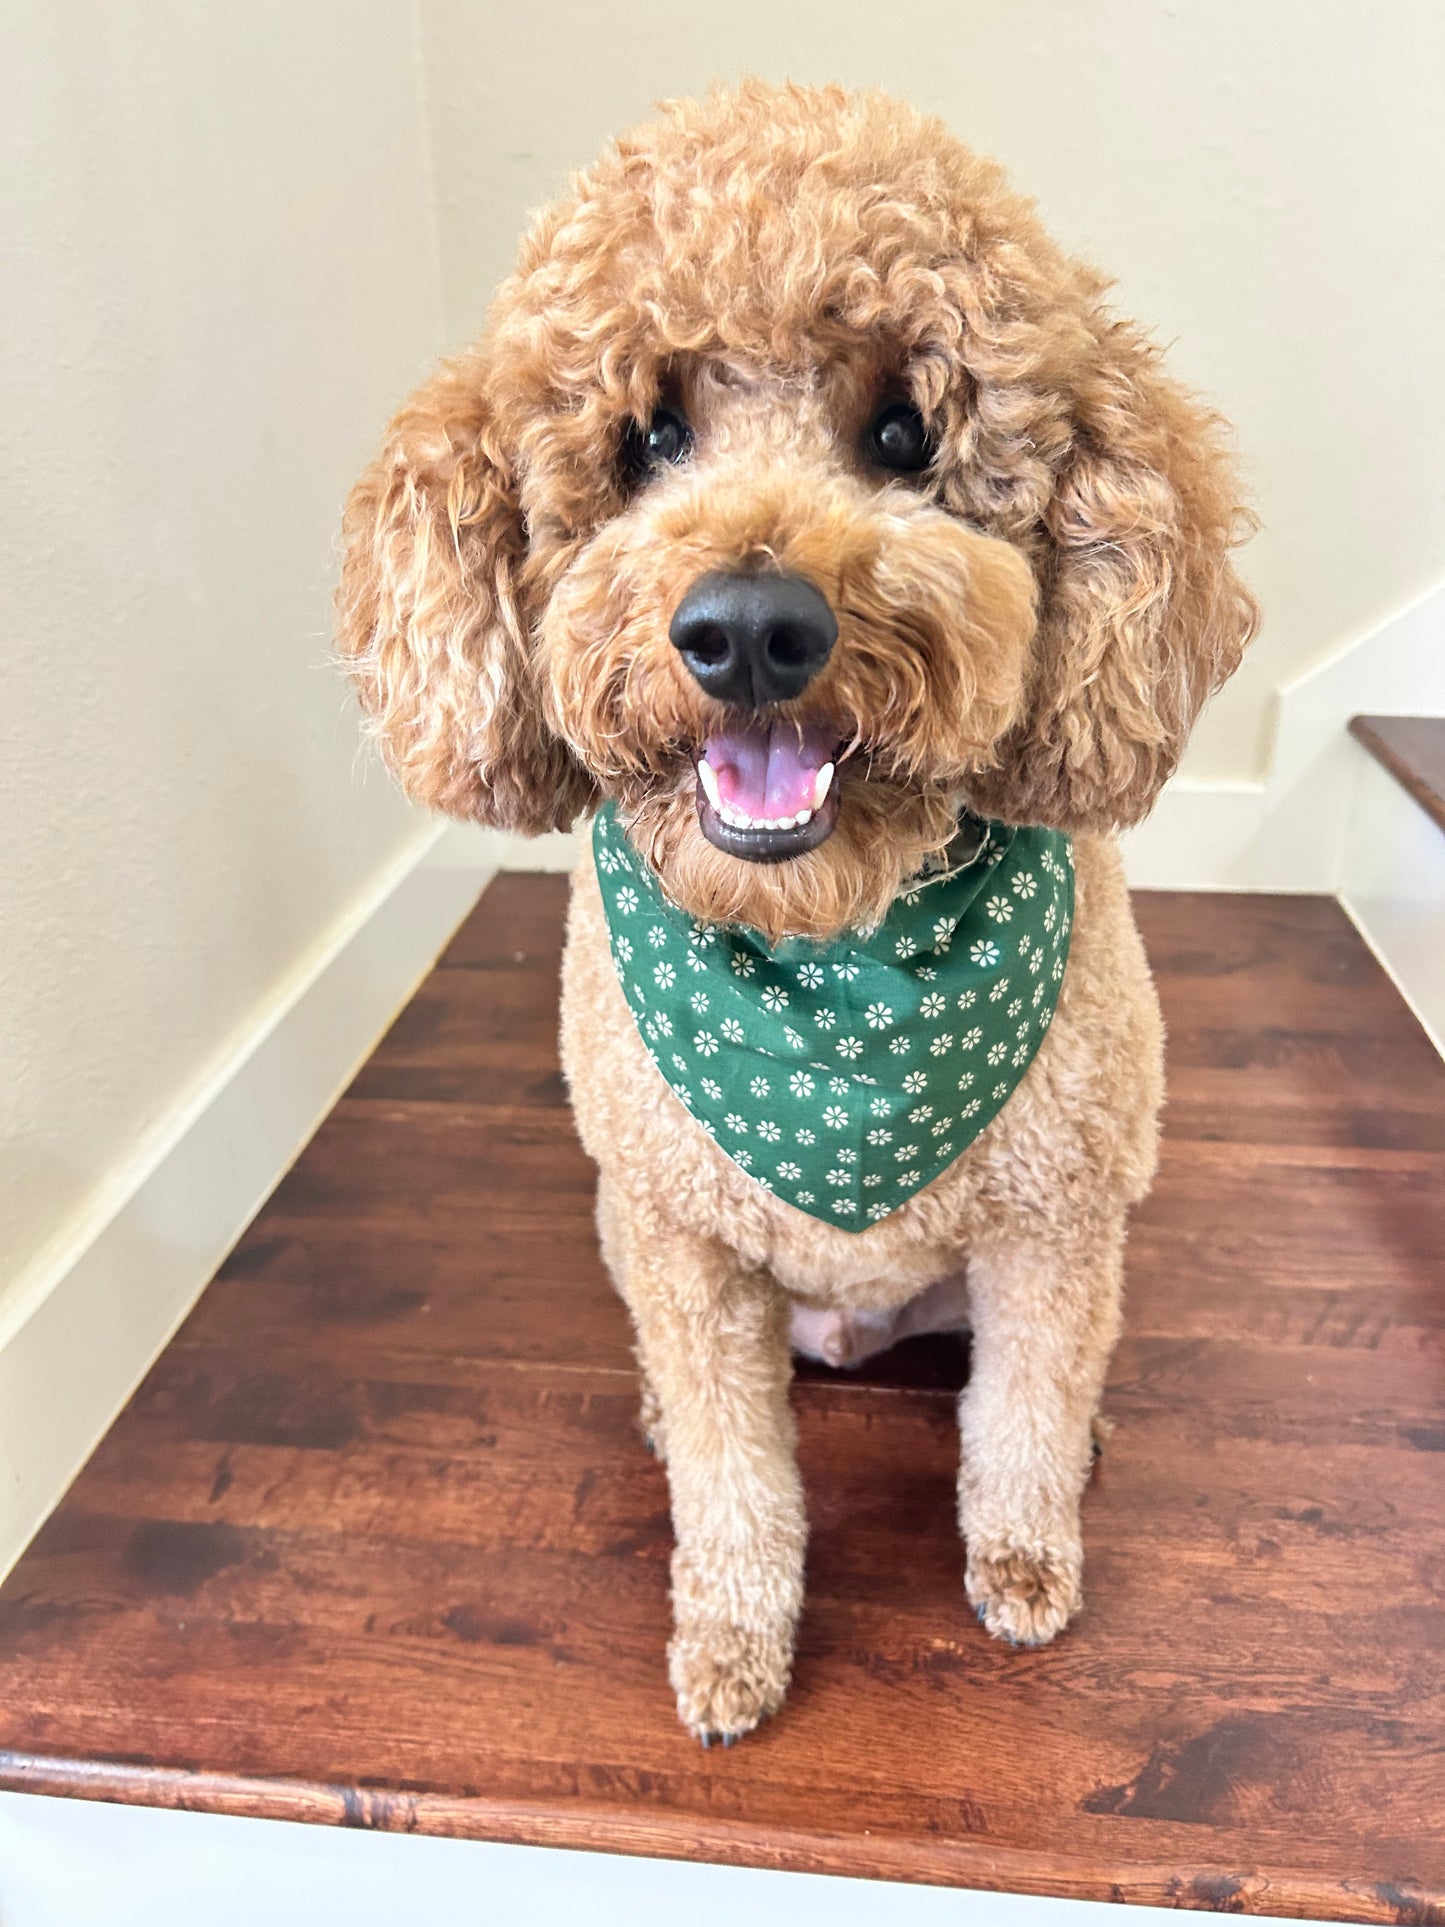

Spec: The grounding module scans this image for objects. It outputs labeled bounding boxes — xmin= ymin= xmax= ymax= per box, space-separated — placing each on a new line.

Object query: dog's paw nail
xmin=698 ymin=1731 xmax=711 ymax=1749
xmin=721 ymin=1732 xmax=736 ymax=1748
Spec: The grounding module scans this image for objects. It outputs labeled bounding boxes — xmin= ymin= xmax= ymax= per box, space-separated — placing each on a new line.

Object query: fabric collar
xmin=593 ymin=803 xmax=1074 ymax=1231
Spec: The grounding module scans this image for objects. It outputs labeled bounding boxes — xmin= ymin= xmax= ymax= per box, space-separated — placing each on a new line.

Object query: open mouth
xmin=694 ymin=718 xmax=842 ymax=863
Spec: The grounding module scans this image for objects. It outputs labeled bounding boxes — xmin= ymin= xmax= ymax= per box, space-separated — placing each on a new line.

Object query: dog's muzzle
xmin=673 ymin=570 xmax=843 ymax=862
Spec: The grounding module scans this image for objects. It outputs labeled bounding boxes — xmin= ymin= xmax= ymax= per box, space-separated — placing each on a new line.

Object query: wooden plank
xmin=1350 ymin=716 xmax=1445 ymax=838
xmin=0 ymin=883 xmax=1441 ymax=1923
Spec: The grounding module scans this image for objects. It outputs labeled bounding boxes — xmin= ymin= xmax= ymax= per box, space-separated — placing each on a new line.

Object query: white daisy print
xmin=826 ymin=1168 xmax=848 ymax=1188
xmin=932 ymin=1118 xmax=951 ymax=1136
xmin=734 ymin=1149 xmax=754 ymax=1169
xmin=720 ymin=1018 xmax=745 ymax=1044
xmin=1012 ymin=871 xmax=1037 ymax=898
xmin=888 ymin=1036 xmax=911 ymax=1055
xmin=867 ymin=1203 xmax=892 ymax=1222
xmin=899 ymin=1170 xmax=921 ymax=1187
xmin=797 ymin=962 xmax=825 ymax=989
xmin=829 ymin=1076 xmax=850 ymax=1096
xmin=789 ymin=1070 xmax=815 ymax=1098
xmin=863 ymin=1172 xmax=883 ymax=1188
xmin=969 ymin=939 xmax=1001 ymax=968
xmin=831 ymin=960 xmax=860 ymax=981
xmin=989 ymin=976 xmax=1011 ymax=1001
xmin=654 ymin=1013 xmax=673 ymax=1037
xmin=730 ymin=952 xmax=756 ymax=977
xmin=957 ymin=1071 xmax=975 ymax=1091
xmin=837 ymin=1147 xmax=858 ymax=1165
xmin=869 ymin=1096 xmax=891 ymax=1116
xmin=1008 ymin=998 xmax=1024 ymax=1019
xmin=864 ymin=1002 xmax=893 ymax=1029
xmin=749 ymin=1075 xmax=771 ymax=1098
xmin=756 ymin=1119 xmax=782 ymax=1143
xmin=783 ymin=1026 xmax=806 ymax=1051
xmin=823 ymin=1105 xmax=848 ymax=1130
xmin=992 ymin=1081 xmax=1010 ymax=1100
xmin=914 ymin=965 xmax=939 ymax=982
xmin=920 ymin=993 xmax=947 ymax=1020
xmin=615 ymin=886 xmax=639 ymax=915
xmin=695 ymin=1030 xmax=719 ymax=1057
xmin=833 ymin=1198 xmax=858 ymax=1216
xmin=647 ymin=926 xmax=667 ymax=949
xmin=836 ymin=1036 xmax=863 ymax=1060
xmin=987 ymin=1041 xmax=1008 ymax=1065
xmin=614 ymin=936 xmax=634 ymax=964
xmin=957 ymin=988 xmax=977 ymax=1011
xmin=777 ymin=1161 xmax=802 ymax=1181
xmin=933 ymin=917 xmax=958 ymax=947
xmin=724 ymin=1112 xmax=749 ymax=1134
xmin=894 ymin=1143 xmax=921 ymax=1161
xmin=929 ymin=1032 xmax=955 ymax=1057
xmin=814 ymin=1009 xmax=837 ymax=1031
xmin=761 ymin=985 xmax=790 ymax=1012
xmin=797 ymin=1190 xmax=816 ymax=1205
xmin=700 ymin=1077 xmax=723 ymax=1101
xmin=653 ymin=961 xmax=676 ymax=989
xmin=690 ymin=991 xmax=710 ymax=1014
xmin=961 ymin=1097 xmax=981 ymax=1118
xmin=911 ymin=1105 xmax=934 ymax=1122
xmin=796 ymin=1128 xmax=817 ymax=1146
xmin=672 ymin=1053 xmax=688 ymax=1073
xmin=902 ymin=1070 xmax=928 ymax=1095
xmin=894 ymin=935 xmax=919 ymax=959
xmin=961 ymin=1027 xmax=983 ymax=1051
xmin=867 ymin=1128 xmax=893 ymax=1145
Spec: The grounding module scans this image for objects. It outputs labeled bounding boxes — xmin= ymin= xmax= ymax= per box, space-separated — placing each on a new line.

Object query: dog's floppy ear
xmin=336 ymin=353 xmax=595 ymax=833
xmin=967 ymin=329 xmax=1259 ymax=832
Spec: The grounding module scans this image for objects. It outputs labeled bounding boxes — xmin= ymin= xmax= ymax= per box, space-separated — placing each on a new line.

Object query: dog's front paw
xmin=668 ymin=1620 xmax=792 ymax=1743
xmin=966 ymin=1537 xmax=1082 ymax=1647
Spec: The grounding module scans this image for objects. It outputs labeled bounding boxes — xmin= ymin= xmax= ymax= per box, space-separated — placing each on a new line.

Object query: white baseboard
xmin=0 ymin=825 xmax=494 ymax=1582
xmin=0 ymin=1792 xmax=1331 ymax=1927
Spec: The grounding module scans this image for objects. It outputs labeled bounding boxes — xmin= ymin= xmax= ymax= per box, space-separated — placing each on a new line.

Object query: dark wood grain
xmin=1350 ymin=715 xmax=1445 ymax=837
xmin=1 ymin=873 xmax=1442 ymax=1923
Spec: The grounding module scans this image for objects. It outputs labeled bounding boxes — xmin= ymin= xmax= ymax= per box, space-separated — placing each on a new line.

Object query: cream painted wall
xmin=417 ymin=0 xmax=1445 ymax=782
xmin=1 ymin=3 xmax=444 ymax=1310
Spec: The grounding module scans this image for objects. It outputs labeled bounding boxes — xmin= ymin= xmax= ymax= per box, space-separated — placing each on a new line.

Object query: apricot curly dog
xmin=338 ymin=81 xmax=1257 ymax=1743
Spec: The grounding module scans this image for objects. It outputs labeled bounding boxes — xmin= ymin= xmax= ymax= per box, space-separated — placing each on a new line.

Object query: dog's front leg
xmin=957 ymin=1209 xmax=1125 ymax=1647
xmin=609 ymin=1192 xmax=805 ymax=1742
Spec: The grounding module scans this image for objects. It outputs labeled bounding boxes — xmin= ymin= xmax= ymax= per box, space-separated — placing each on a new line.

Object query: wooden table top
xmin=1 ymin=877 xmax=1441 ymax=1922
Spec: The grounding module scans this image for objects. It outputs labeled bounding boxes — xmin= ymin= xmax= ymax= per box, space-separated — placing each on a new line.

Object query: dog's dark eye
xmin=866 ymin=401 xmax=934 ymax=473
xmin=622 ymin=407 xmax=692 ymax=477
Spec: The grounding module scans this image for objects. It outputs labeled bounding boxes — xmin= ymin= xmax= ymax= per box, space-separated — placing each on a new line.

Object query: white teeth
xmin=812 ymin=762 xmax=836 ymax=812
xmin=697 ymin=758 xmax=721 ymax=811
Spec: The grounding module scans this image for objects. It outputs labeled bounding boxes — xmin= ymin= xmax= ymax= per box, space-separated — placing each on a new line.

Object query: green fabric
xmin=593 ymin=802 xmax=1073 ymax=1231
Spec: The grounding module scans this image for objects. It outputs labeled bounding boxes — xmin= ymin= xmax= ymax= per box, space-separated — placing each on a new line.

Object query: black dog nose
xmin=669 ymin=571 xmax=837 ymax=708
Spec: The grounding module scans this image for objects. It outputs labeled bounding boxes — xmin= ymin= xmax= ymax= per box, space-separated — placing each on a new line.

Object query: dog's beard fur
xmin=538 ymin=444 xmax=1039 ymax=944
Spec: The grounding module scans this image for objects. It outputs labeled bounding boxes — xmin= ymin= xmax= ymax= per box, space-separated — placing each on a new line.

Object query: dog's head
xmin=338 ymin=83 xmax=1257 ymax=941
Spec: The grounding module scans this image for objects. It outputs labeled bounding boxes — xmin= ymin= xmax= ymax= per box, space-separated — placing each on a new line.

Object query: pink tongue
xmin=704 ymin=719 xmax=836 ymax=819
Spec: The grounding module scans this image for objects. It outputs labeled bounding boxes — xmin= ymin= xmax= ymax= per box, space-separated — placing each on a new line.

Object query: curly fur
xmin=337 ymin=81 xmax=1257 ymax=1739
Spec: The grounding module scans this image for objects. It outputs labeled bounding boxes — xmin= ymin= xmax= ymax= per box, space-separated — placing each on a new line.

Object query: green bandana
xmin=593 ymin=803 xmax=1073 ymax=1230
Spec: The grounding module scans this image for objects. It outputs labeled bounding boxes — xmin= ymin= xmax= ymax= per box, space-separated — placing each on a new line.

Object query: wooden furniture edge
xmin=0 ymin=1751 xmax=1430 ymax=1925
